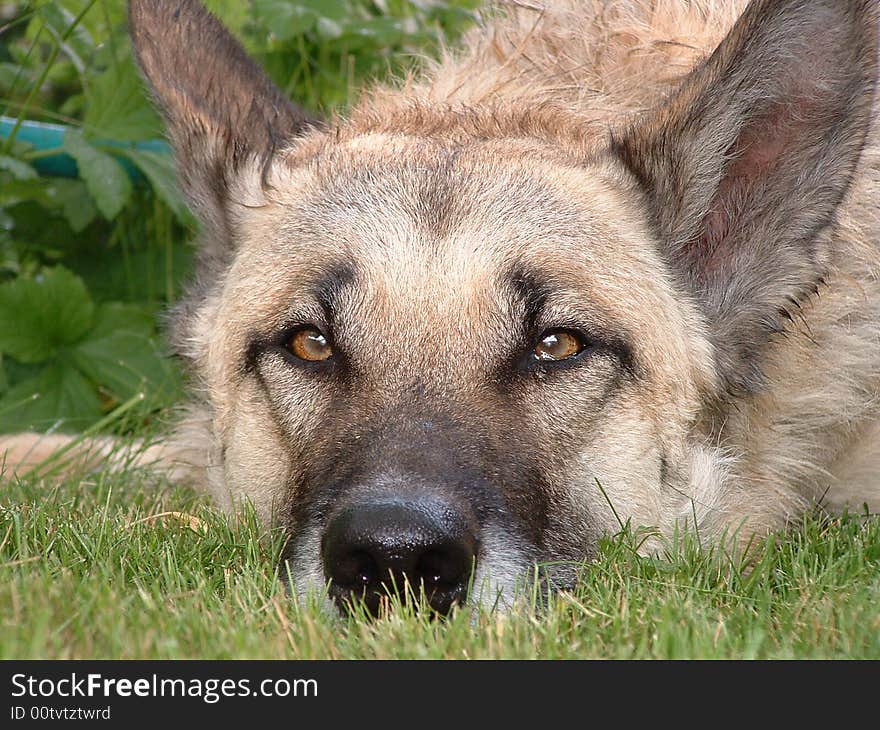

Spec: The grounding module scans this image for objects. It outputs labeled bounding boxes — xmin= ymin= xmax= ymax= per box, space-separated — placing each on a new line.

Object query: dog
xmin=3 ymin=0 xmax=879 ymax=615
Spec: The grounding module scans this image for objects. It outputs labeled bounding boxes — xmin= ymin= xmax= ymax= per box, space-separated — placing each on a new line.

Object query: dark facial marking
xmin=243 ymin=262 xmax=357 ymax=377
xmin=503 ymin=267 xmax=637 ymax=380
xmin=313 ymin=262 xmax=357 ymax=326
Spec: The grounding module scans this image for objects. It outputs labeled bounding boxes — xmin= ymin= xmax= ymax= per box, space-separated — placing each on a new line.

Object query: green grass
xmin=2 ymin=464 xmax=879 ymax=659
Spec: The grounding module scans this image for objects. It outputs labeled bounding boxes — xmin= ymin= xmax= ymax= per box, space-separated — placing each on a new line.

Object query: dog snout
xmin=321 ymin=494 xmax=478 ymax=616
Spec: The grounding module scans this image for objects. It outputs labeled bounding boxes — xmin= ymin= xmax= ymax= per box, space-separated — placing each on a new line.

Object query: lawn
xmin=1 ymin=1 xmax=879 ymax=661
xmin=2 ymin=462 xmax=879 ymax=659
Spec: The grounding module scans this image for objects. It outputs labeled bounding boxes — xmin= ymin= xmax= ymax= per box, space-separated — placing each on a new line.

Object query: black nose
xmin=321 ymin=494 xmax=478 ymax=616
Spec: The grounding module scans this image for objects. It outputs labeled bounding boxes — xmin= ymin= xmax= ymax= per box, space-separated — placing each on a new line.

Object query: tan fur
xmin=4 ymin=0 xmax=879 ymax=603
xmin=367 ymin=0 xmax=744 ymax=122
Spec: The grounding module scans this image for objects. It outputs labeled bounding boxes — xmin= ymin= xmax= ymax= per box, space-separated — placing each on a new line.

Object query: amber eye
xmin=533 ymin=330 xmax=586 ymax=362
xmin=287 ymin=327 xmax=333 ymax=362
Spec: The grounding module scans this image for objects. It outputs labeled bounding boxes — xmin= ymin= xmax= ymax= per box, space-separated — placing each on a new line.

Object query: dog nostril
xmin=417 ymin=548 xmax=469 ymax=590
xmin=322 ymin=495 xmax=478 ymax=617
xmin=332 ymin=550 xmax=377 ymax=589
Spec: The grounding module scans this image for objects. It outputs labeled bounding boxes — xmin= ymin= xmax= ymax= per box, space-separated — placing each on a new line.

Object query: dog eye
xmin=287 ymin=327 xmax=333 ymax=362
xmin=533 ymin=329 xmax=587 ymax=361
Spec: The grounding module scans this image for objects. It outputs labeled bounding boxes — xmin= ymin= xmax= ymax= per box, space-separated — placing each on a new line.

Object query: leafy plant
xmin=0 ymin=265 xmax=180 ymax=432
xmin=248 ymin=0 xmax=478 ymax=109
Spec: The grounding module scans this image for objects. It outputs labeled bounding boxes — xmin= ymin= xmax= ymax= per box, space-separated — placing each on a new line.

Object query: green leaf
xmin=0 ymin=178 xmax=98 ymax=233
xmin=84 ymin=302 xmax=155 ymax=339
xmin=204 ymin=0 xmax=251 ymax=32
xmin=63 ymin=130 xmax=132 ymax=220
xmin=52 ymin=178 xmax=99 ymax=232
xmin=2 ymin=357 xmax=43 ymax=390
xmin=0 ymin=361 xmax=102 ymax=433
xmin=297 ymin=0 xmax=348 ymax=22
xmin=0 ymin=267 xmax=95 ymax=363
xmin=316 ymin=17 xmax=344 ymax=40
xmin=38 ymin=3 xmax=95 ymax=69
xmin=120 ymin=148 xmax=193 ymax=223
xmin=84 ymin=57 xmax=162 ymax=142
xmin=0 ymin=155 xmax=37 ymax=180
xmin=72 ymin=303 xmax=179 ymax=403
xmin=253 ymin=0 xmax=319 ymax=39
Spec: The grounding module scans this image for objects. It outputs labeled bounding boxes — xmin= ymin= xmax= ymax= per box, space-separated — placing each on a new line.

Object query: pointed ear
xmin=613 ymin=0 xmax=878 ymax=394
xmin=129 ymin=0 xmax=318 ymax=237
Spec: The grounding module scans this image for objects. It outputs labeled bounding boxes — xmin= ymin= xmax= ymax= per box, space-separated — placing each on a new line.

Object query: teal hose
xmin=0 ymin=115 xmax=170 ymax=180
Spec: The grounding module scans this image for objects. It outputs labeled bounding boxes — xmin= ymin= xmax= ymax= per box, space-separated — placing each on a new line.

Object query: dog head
xmin=130 ymin=0 xmax=878 ymax=614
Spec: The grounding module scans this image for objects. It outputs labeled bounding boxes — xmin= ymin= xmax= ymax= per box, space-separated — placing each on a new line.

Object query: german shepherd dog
xmin=4 ymin=0 xmax=880 ymax=615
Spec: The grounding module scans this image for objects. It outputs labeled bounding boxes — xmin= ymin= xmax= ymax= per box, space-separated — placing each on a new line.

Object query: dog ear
xmin=614 ymin=0 xmax=878 ymax=395
xmin=129 ymin=0 xmax=317 ymax=239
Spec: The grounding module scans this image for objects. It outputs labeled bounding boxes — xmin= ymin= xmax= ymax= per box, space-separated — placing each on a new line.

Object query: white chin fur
xmin=467 ymin=524 xmax=535 ymax=613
